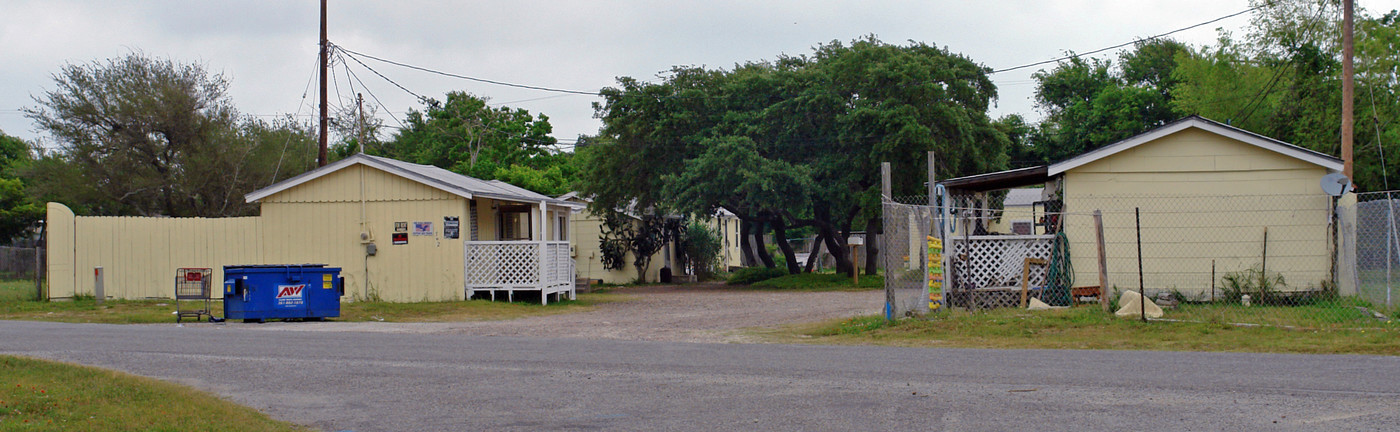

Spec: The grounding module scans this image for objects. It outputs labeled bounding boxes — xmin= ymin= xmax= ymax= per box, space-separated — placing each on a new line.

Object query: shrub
xmin=682 ymin=221 xmax=723 ymax=281
xmin=726 ymin=266 xmax=787 ymax=285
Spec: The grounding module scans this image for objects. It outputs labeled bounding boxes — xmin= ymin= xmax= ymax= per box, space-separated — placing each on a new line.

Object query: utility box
xmin=223 ymin=264 xmax=343 ymax=322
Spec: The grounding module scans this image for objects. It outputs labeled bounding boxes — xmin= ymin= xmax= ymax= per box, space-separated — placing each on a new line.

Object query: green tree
xmin=1030 ymin=39 xmax=1189 ymax=163
xmin=585 ymin=37 xmax=1008 ymax=274
xmin=0 ymin=132 xmax=42 ymax=243
xmin=385 ymin=91 xmax=575 ymax=194
xmin=23 ymin=53 xmax=316 ymax=217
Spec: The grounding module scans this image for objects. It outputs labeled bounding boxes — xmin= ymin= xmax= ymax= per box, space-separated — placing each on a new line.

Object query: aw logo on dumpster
xmin=276 ymin=284 xmax=306 ymax=308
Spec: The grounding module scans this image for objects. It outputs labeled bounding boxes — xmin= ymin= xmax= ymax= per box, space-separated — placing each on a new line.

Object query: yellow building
xmin=559 ymin=192 xmax=743 ymax=284
xmin=46 ymin=154 xmax=581 ymax=303
xmin=938 ymin=116 xmax=1344 ymax=300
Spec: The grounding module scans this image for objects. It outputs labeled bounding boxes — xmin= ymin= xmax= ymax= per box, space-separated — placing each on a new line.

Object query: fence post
xmin=881 ymin=162 xmax=892 ymax=202
xmin=1094 ymin=210 xmax=1109 ymax=314
xmin=1136 ymin=207 xmax=1145 ymax=322
xmin=1389 ymin=192 xmax=1396 ymax=308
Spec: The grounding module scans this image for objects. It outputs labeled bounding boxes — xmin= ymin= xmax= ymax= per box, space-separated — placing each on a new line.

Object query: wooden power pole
xmin=1343 ymin=0 xmax=1355 ymax=178
xmin=357 ymin=93 xmax=365 ymax=154
xmin=317 ymin=0 xmax=329 ymax=167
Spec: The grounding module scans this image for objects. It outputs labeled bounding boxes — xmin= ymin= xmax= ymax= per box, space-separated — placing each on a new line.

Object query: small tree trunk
xmin=739 ymin=219 xmax=755 ymax=266
xmin=770 ymin=217 xmax=801 ymax=274
xmin=864 ymin=218 xmax=881 ymax=276
xmin=804 ymin=232 xmax=826 ymax=273
xmin=752 ymin=222 xmax=775 ymax=268
xmin=822 ymin=227 xmax=852 ymax=275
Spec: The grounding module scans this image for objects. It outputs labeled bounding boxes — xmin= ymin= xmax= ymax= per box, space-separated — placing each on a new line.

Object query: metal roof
xmin=1048 ymin=115 xmax=1343 ymax=176
xmin=1003 ymin=188 xmax=1044 ymax=207
xmin=939 ymin=115 xmax=1344 ymax=192
xmin=245 ymin=153 xmax=575 ymax=206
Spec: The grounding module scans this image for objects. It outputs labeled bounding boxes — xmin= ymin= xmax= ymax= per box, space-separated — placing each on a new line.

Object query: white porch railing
xmin=465 ymin=241 xmax=576 ymax=304
xmin=948 ymin=234 xmax=1055 ymax=289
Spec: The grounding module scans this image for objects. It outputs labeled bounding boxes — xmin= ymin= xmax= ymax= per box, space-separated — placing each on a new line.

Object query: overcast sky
xmin=3 ymin=1 xmax=1397 ymax=150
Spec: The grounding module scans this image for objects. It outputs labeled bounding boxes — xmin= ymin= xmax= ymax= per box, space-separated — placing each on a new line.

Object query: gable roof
xmin=246 ymin=153 xmax=573 ymax=206
xmin=1048 ymin=115 xmax=1344 ymax=176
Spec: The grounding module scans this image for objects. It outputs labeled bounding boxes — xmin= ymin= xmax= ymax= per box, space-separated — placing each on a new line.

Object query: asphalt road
xmin=2 ymin=320 xmax=1398 ymax=431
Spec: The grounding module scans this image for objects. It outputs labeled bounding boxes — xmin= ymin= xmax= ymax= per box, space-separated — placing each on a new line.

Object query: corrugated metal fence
xmin=46 ymin=202 xmax=263 ymax=299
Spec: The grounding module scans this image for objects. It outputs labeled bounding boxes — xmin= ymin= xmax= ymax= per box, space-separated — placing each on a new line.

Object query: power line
xmin=337 ymin=53 xmax=408 ymax=130
xmin=992 ymin=6 xmax=1261 ymax=74
xmin=337 ymin=46 xmax=602 ymax=96
xmin=335 ymin=45 xmax=426 ymax=101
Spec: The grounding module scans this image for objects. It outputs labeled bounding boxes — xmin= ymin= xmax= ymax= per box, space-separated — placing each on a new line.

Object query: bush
xmin=682 ymin=221 xmax=723 ymax=281
xmin=726 ymin=266 xmax=787 ymax=285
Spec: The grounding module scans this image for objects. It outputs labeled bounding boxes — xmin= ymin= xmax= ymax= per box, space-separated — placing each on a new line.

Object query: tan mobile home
xmin=938 ymin=116 xmax=1343 ymax=300
xmin=46 ymin=154 xmax=581 ymax=303
xmin=560 ymin=192 xmax=743 ymax=285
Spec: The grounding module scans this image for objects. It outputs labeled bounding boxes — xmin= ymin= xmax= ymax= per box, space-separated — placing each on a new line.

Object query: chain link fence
xmin=881 ymin=202 xmax=934 ymax=318
xmin=882 ymin=191 xmax=1397 ymax=330
xmin=1347 ymin=192 xmax=1400 ymax=315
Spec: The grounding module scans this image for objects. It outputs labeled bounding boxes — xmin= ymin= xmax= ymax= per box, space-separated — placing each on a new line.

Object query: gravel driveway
xmin=242 ymin=283 xmax=885 ymax=343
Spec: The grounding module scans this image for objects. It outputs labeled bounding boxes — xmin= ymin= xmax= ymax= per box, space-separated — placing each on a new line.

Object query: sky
xmin=3 ymin=0 xmax=1398 ymax=151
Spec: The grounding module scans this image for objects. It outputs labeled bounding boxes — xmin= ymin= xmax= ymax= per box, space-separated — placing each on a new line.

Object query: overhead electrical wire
xmin=337 ymin=53 xmax=408 ymax=130
xmin=337 ymin=46 xmax=601 ymax=96
xmin=314 ymin=6 xmax=1272 ymax=153
xmin=269 ymin=52 xmax=323 ymax=185
xmin=334 ymin=45 xmax=577 ymax=152
xmin=991 ymin=5 xmax=1262 ymax=74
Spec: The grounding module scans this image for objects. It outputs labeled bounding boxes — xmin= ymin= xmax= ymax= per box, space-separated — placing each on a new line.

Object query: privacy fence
xmin=884 ymin=192 xmax=1397 ymax=331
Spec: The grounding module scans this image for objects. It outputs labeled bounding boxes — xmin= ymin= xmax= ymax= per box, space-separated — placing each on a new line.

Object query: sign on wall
xmin=444 ymin=216 xmax=460 ymax=239
xmin=413 ymin=221 xmax=433 ymax=236
xmin=392 ymin=232 xmax=408 ymax=245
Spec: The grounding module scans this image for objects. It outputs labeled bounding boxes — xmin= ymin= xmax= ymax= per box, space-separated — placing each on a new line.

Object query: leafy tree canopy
xmin=583 ymin=36 xmax=1008 ymax=273
xmin=23 ymin=52 xmax=316 ymax=217
xmin=381 ymin=91 xmax=576 ymax=195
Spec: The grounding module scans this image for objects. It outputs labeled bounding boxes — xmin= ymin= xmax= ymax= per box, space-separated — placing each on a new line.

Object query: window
xmin=499 ymin=205 xmax=532 ymax=241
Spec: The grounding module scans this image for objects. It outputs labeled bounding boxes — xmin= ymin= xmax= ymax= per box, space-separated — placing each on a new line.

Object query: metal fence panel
xmin=881 ymin=202 xmax=933 ymax=318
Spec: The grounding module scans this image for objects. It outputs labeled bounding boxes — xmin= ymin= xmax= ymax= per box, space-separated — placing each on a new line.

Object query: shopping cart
xmin=175 ymin=268 xmax=213 ymax=323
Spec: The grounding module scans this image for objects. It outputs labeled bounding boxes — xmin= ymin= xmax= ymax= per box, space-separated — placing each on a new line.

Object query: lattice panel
xmin=544 ymin=243 xmax=573 ymax=287
xmin=949 ymin=236 xmax=1053 ymax=289
xmin=465 ymin=243 xmax=540 ymax=286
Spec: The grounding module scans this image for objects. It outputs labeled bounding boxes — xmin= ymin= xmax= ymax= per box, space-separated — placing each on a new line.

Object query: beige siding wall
xmin=715 ymin=216 xmax=744 ymax=269
xmin=1060 ymin=128 xmax=1333 ymax=297
xmin=988 ymin=205 xmax=1036 ymax=235
xmin=46 ymin=202 xmax=263 ymax=300
xmin=568 ymin=208 xmax=743 ymax=284
xmin=260 ymin=165 xmax=466 ymax=302
xmin=45 ymin=164 xmax=572 ymax=302
xmin=570 ymin=209 xmax=660 ymax=284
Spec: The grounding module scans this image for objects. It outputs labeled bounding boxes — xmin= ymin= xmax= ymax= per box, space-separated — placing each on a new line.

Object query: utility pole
xmin=1342 ymin=0 xmax=1354 ymax=178
xmin=357 ymin=93 xmax=365 ymax=154
xmin=317 ymin=0 xmax=329 ymax=167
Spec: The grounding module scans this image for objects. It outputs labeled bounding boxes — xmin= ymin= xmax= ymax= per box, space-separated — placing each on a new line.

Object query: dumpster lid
xmin=224 ymin=264 xmax=328 ymax=269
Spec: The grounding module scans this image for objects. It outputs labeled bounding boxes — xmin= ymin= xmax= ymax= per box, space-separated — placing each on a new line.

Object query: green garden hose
xmin=1044 ymin=231 xmax=1073 ymax=306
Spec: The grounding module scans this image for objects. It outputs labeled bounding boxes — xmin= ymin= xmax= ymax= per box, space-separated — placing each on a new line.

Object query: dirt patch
xmin=240 ymin=283 xmax=884 ymax=343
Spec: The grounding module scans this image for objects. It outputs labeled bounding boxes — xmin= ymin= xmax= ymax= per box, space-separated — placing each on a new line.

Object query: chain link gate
xmin=882 ymin=202 xmax=937 ymax=318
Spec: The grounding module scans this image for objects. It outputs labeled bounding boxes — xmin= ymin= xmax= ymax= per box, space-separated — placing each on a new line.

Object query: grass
xmin=0 ymin=355 xmax=307 ymax=431
xmin=776 ymin=305 xmax=1400 ymax=355
xmin=746 ymin=272 xmax=884 ymax=291
xmin=0 ymin=279 xmax=621 ymax=324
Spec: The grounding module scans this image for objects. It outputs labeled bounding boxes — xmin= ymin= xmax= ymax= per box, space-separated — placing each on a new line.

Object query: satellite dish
xmin=1320 ymin=173 xmax=1352 ymax=197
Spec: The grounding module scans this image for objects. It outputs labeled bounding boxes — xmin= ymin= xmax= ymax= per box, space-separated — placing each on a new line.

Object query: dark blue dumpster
xmin=223 ymin=264 xmax=343 ymax=322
